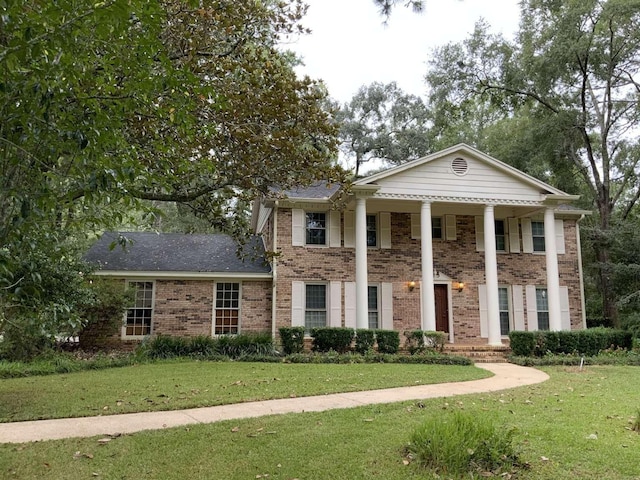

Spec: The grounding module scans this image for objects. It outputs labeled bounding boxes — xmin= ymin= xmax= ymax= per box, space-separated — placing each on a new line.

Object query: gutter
xmin=271 ymin=200 xmax=279 ymax=341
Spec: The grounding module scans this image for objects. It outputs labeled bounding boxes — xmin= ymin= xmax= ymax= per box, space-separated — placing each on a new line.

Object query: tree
xmin=424 ymin=1 xmax=640 ymax=325
xmin=372 ymin=0 xmax=424 ymax=16
xmin=336 ymin=82 xmax=432 ymax=175
xmin=0 ymin=0 xmax=344 ymax=347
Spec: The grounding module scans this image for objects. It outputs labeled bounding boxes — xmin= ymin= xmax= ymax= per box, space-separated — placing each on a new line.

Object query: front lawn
xmin=0 ymin=360 xmax=489 ymax=422
xmin=1 ymin=365 xmax=638 ymax=479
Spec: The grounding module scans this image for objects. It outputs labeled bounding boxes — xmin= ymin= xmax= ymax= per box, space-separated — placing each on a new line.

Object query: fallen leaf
xmin=540 ymin=456 xmax=549 ymax=462
xmin=231 ymin=426 xmax=240 ymax=433
xmin=97 ymin=438 xmax=111 ymax=444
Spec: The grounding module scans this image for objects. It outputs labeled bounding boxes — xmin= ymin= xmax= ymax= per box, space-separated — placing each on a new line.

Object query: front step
xmin=444 ymin=344 xmax=511 ymax=363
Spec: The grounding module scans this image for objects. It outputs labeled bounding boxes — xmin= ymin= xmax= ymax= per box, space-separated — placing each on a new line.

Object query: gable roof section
xmin=355 ymin=144 xmax=577 ymax=205
xmin=85 ymin=232 xmax=271 ymax=278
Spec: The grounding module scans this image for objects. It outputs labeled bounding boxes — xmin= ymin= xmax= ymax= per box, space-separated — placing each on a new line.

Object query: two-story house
xmin=85 ymin=144 xmax=588 ymax=347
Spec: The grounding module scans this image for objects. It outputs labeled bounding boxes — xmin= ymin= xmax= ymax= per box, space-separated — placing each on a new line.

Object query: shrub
xmin=509 ymin=329 xmax=632 ymax=357
xmin=408 ymin=411 xmax=520 ymax=476
xmin=188 ymin=335 xmax=218 ymax=358
xmin=375 ymin=329 xmax=400 ymax=354
xmin=404 ymin=330 xmax=445 ymax=355
xmin=216 ymin=333 xmax=275 ymax=358
xmin=310 ymin=327 xmax=354 ymax=353
xmin=144 ymin=335 xmax=190 ymax=359
xmin=354 ymin=329 xmax=375 ymax=354
xmin=509 ymin=331 xmax=536 ymax=356
xmin=278 ymin=326 xmax=305 ymax=354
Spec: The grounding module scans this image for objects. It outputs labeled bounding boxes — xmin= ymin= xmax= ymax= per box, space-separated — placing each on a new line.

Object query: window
xmin=532 ymin=221 xmax=545 ymax=252
xmin=125 ymin=281 xmax=153 ymax=336
xmin=306 ymin=212 xmax=326 ymax=245
xmin=368 ymin=285 xmax=379 ymax=329
xmin=305 ymin=284 xmax=327 ymax=331
xmin=498 ymin=287 xmax=511 ymax=335
xmin=536 ymin=288 xmax=550 ymax=330
xmin=432 ymin=217 xmax=443 ymax=239
xmin=215 ymin=282 xmax=240 ymax=335
xmin=495 ymin=220 xmax=506 ymax=252
xmin=366 ymin=214 xmax=377 ymax=247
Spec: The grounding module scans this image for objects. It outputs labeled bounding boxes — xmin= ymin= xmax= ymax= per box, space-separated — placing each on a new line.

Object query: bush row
xmin=284 ymin=351 xmax=472 ymax=365
xmin=509 ymin=328 xmax=633 ymax=357
xmin=139 ymin=333 xmax=276 ymax=359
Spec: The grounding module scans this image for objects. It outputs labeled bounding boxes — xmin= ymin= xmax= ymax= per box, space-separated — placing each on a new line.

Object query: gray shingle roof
xmin=84 ymin=232 xmax=271 ymax=274
xmin=280 ymin=181 xmax=341 ymax=199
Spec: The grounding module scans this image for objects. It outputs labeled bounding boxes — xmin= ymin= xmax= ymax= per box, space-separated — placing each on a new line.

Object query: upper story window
xmin=432 ymin=217 xmax=443 ymax=239
xmin=366 ymin=215 xmax=377 ymax=247
xmin=495 ymin=220 xmax=506 ymax=252
xmin=125 ymin=281 xmax=154 ymax=337
xmin=306 ymin=212 xmax=326 ymax=245
xmin=532 ymin=221 xmax=545 ymax=252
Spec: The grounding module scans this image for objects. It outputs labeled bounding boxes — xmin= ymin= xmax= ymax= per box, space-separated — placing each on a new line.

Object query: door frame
xmin=434 ymin=280 xmax=454 ymax=343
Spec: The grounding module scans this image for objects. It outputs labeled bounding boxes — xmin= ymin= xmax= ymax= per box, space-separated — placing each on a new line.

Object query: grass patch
xmin=0 ymin=366 xmax=638 ymax=479
xmin=0 ymin=360 xmax=488 ymax=422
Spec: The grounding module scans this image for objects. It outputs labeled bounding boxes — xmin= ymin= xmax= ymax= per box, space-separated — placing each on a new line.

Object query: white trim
xmin=291 ymin=208 xmax=305 ymax=246
xmin=344 ymin=211 xmax=355 ymax=248
xmin=508 ymin=217 xmax=520 ymax=253
xmin=381 ymin=282 xmax=394 ymax=330
xmin=379 ymin=212 xmax=391 ymax=249
xmin=329 ymin=281 xmax=342 ymax=327
xmin=445 ymin=214 xmax=456 ymax=241
xmin=344 ymin=282 xmax=356 ymax=329
xmin=122 ymin=279 xmax=155 ymax=340
xmin=291 ymin=281 xmax=305 ymax=327
xmin=512 ymin=285 xmax=525 ymax=331
xmin=93 ymin=271 xmax=272 ymax=280
xmin=560 ymin=286 xmax=571 ymax=330
xmin=329 ymin=211 xmax=341 ymax=247
xmin=525 ymin=285 xmax=538 ymax=331
xmin=212 ymin=281 xmax=242 ymax=335
xmin=555 ymin=218 xmax=565 ymax=255
xmin=478 ymin=284 xmax=488 ymax=338
xmin=521 ymin=218 xmax=533 ymax=253
xmin=411 ymin=213 xmax=421 ymax=239
xmin=475 ymin=216 xmax=485 ymax=252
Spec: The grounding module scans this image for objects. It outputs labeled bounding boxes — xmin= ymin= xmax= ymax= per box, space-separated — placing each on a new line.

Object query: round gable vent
xmin=451 ymin=157 xmax=468 ymax=176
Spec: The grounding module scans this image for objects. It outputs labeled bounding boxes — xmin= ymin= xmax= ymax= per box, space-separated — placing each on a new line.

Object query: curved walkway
xmin=0 ymin=363 xmax=548 ymax=444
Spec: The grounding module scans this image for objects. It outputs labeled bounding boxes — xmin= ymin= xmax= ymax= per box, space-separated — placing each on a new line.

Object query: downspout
xmin=576 ymin=214 xmax=587 ymax=329
xmin=271 ymin=200 xmax=278 ymax=341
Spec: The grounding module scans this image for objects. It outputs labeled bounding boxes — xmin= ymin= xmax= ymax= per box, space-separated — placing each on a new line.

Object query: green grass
xmin=1 ymin=366 xmax=639 ymax=479
xmin=0 ymin=360 xmax=489 ymax=422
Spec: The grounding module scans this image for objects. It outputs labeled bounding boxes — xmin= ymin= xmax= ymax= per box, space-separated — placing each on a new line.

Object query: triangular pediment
xmin=355 ymin=144 xmax=574 ymax=205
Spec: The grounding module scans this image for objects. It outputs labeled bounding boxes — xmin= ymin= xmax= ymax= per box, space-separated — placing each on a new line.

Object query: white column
xmin=484 ymin=205 xmax=502 ymax=345
xmin=421 ymin=201 xmax=436 ymax=331
xmin=544 ymin=207 xmax=562 ymax=331
xmin=355 ymin=197 xmax=369 ymax=329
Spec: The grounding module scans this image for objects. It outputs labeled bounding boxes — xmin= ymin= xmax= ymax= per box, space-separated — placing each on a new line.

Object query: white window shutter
xmin=329 ymin=211 xmax=341 ymax=247
xmin=508 ymin=218 xmax=520 ymax=253
xmin=521 ymin=218 xmax=533 ymax=253
xmin=380 ymin=212 xmax=391 ymax=249
xmin=411 ymin=213 xmax=421 ymax=239
xmin=291 ymin=281 xmax=305 ymax=327
xmin=525 ymin=285 xmax=538 ymax=331
xmin=343 ymin=211 xmax=355 ymax=248
xmin=475 ymin=216 xmax=485 ymax=252
xmin=329 ymin=281 xmax=342 ymax=327
xmin=381 ymin=282 xmax=394 ymax=330
xmin=555 ymin=219 xmax=565 ymax=255
xmin=291 ymin=209 xmax=305 ymax=247
xmin=445 ymin=214 xmax=456 ymax=241
xmin=344 ymin=282 xmax=356 ymax=329
xmin=560 ymin=286 xmax=571 ymax=330
xmin=478 ymin=284 xmax=488 ymax=338
xmin=512 ymin=285 xmax=525 ymax=331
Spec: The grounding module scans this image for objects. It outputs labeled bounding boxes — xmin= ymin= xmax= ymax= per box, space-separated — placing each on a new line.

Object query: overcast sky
xmin=286 ymin=0 xmax=522 ymax=104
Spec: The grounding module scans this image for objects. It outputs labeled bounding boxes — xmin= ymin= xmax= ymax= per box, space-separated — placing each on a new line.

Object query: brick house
xmin=86 ymin=144 xmax=588 ymax=346
xmin=254 ymin=144 xmax=588 ymax=346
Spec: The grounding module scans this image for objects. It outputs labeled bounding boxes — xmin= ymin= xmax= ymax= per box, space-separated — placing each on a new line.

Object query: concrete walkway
xmin=0 ymin=363 xmax=548 ymax=444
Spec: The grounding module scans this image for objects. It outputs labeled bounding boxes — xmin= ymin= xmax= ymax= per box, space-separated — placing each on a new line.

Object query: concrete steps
xmin=444 ymin=344 xmax=511 ymax=363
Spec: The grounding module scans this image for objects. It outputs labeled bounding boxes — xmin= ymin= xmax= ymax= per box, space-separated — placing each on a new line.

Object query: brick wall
xmin=275 ymin=208 xmax=585 ymax=342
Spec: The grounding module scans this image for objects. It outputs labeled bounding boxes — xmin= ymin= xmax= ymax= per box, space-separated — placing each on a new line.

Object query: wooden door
xmin=434 ymin=284 xmax=449 ymax=333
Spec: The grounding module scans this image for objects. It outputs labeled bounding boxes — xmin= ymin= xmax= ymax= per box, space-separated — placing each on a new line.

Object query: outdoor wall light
xmin=456 ymin=281 xmax=465 ymax=292
xmin=408 ymin=281 xmax=416 ymax=292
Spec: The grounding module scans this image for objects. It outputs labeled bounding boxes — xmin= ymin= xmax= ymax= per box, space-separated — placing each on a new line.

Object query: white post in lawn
xmin=484 ymin=204 xmax=502 ymax=346
xmin=355 ymin=197 xmax=369 ymax=329
xmin=421 ymin=200 xmax=436 ymax=331
xmin=544 ymin=207 xmax=562 ymax=331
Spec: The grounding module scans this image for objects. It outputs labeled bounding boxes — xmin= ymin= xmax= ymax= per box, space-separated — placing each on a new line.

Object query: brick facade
xmin=274 ymin=208 xmax=584 ymax=343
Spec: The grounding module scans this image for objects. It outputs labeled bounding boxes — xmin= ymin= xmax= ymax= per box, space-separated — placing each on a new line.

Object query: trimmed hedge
xmin=284 ymin=351 xmax=472 ymax=365
xmin=141 ymin=333 xmax=276 ymax=359
xmin=509 ymin=328 xmax=633 ymax=357
xmin=310 ymin=327 xmax=354 ymax=353
xmin=375 ymin=329 xmax=400 ymax=354
xmin=354 ymin=329 xmax=376 ymax=354
xmin=279 ymin=326 xmax=305 ymax=355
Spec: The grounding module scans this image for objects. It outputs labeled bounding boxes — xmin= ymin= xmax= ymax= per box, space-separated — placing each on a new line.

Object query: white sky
xmin=286 ymin=0 xmax=522 ymax=104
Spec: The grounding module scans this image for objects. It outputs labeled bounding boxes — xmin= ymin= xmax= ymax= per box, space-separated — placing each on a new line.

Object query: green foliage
xmin=278 ymin=326 xmax=306 ymax=354
xmin=354 ymin=329 xmax=376 ymax=354
xmin=283 ymin=351 xmax=472 ymax=366
xmin=216 ymin=333 xmax=276 ymax=358
xmin=0 ymin=352 xmax=139 ymax=379
xmin=310 ymin=327 xmax=355 ymax=353
xmin=508 ymin=328 xmax=633 ymax=357
xmin=139 ymin=333 xmax=275 ymax=360
xmin=404 ymin=330 xmax=446 ymax=355
xmin=408 ymin=411 xmax=520 ymax=476
xmin=374 ymin=329 xmax=400 ymax=354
